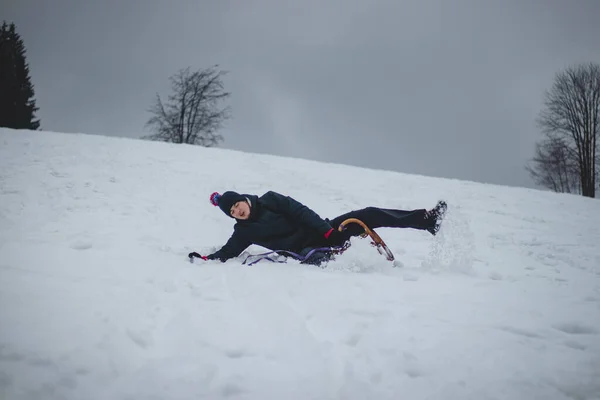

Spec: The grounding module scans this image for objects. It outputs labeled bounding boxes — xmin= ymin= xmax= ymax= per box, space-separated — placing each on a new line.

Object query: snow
xmin=1 ymin=127 xmax=599 ymax=400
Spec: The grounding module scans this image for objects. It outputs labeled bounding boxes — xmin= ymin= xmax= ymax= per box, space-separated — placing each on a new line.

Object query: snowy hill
xmin=1 ymin=128 xmax=599 ymax=400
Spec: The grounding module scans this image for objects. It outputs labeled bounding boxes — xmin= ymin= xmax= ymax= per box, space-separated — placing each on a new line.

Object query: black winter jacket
xmin=207 ymin=191 xmax=333 ymax=262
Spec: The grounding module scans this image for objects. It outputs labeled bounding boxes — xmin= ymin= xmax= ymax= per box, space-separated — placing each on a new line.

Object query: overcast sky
xmin=4 ymin=0 xmax=600 ymax=190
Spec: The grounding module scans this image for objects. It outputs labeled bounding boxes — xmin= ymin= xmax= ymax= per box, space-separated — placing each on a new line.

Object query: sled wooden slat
xmin=338 ymin=218 xmax=395 ymax=262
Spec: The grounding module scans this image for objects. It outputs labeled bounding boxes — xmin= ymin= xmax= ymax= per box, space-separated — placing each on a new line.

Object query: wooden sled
xmin=338 ymin=218 xmax=395 ymax=262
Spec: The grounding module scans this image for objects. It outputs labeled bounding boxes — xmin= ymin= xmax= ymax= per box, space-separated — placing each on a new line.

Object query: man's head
xmin=210 ymin=191 xmax=251 ymax=220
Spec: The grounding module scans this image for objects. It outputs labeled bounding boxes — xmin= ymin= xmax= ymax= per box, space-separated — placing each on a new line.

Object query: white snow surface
xmin=1 ymin=128 xmax=599 ymax=400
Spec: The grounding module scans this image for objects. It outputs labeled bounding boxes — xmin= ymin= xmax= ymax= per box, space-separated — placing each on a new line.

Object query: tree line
xmin=1 ymin=20 xmax=598 ymax=197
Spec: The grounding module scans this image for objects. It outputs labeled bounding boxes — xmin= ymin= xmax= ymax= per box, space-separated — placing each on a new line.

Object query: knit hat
xmin=210 ymin=191 xmax=247 ymax=217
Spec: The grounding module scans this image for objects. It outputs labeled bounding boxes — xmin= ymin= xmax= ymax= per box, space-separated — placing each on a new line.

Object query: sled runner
xmin=338 ymin=217 xmax=395 ymax=262
xmin=239 ymin=240 xmax=351 ymax=266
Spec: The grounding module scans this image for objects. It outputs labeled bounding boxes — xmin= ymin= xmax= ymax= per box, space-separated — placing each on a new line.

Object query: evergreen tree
xmin=0 ymin=21 xmax=40 ymax=130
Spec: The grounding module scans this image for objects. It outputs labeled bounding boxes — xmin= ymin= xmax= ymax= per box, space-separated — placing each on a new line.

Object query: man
xmin=189 ymin=190 xmax=447 ymax=265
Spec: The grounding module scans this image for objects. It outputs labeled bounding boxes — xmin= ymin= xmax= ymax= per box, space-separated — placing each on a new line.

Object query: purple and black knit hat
xmin=210 ymin=191 xmax=246 ymax=217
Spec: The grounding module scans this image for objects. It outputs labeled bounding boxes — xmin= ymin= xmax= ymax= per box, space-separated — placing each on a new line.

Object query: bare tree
xmin=526 ymin=137 xmax=580 ymax=194
xmin=530 ymin=62 xmax=600 ymax=198
xmin=144 ymin=65 xmax=231 ymax=146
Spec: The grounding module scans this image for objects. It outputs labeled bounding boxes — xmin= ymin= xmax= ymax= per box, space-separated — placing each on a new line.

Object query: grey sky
xmin=4 ymin=0 xmax=600 ymax=190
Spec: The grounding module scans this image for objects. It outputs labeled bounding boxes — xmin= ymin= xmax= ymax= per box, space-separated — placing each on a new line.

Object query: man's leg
xmin=328 ymin=206 xmax=436 ymax=237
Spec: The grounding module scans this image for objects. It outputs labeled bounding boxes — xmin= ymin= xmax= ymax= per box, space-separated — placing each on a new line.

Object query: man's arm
xmin=206 ymin=228 xmax=251 ymax=262
xmin=260 ymin=191 xmax=332 ymax=235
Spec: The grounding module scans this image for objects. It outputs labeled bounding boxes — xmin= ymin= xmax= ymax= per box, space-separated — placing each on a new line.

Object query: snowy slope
xmin=1 ymin=128 xmax=599 ymax=400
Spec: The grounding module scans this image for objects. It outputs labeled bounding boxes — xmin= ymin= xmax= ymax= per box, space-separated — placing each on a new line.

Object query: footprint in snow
xmin=345 ymin=333 xmax=362 ymax=347
xmin=563 ymin=340 xmax=586 ymax=350
xmin=70 ymin=241 xmax=93 ymax=250
xmin=552 ymin=322 xmax=598 ymax=335
xmin=403 ymin=351 xmax=423 ymax=378
xmin=405 ymin=367 xmax=423 ymax=378
xmin=497 ymin=326 xmax=543 ymax=339
xmin=126 ymin=328 xmax=153 ymax=349
xmin=225 ymin=348 xmax=250 ymax=359
xmin=221 ymin=382 xmax=244 ymax=397
xmin=489 ymin=272 xmax=503 ymax=281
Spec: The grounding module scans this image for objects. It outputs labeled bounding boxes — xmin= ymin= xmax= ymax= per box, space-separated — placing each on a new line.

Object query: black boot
xmin=425 ymin=200 xmax=447 ymax=235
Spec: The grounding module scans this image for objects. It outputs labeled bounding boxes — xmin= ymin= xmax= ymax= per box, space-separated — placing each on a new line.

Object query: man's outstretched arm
xmin=190 ymin=229 xmax=250 ymax=263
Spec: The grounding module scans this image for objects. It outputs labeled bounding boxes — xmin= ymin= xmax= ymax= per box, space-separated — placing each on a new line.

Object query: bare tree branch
xmin=143 ymin=65 xmax=231 ymax=147
xmin=526 ymin=137 xmax=580 ymax=194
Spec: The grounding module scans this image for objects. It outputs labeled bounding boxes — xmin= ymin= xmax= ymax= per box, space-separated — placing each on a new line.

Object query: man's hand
xmin=189 ymin=252 xmax=209 ymax=261
xmin=324 ymin=228 xmax=349 ymax=246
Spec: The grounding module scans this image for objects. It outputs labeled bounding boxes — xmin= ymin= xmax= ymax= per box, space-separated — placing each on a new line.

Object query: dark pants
xmin=328 ymin=206 xmax=433 ymax=236
xmin=299 ymin=206 xmax=433 ymax=265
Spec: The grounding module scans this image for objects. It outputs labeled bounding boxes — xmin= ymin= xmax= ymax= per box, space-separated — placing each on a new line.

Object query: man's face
xmin=230 ymin=200 xmax=250 ymax=220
